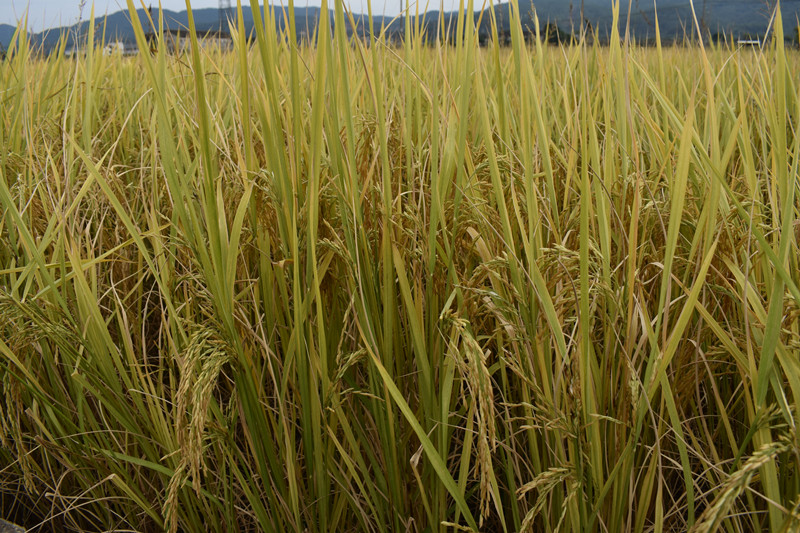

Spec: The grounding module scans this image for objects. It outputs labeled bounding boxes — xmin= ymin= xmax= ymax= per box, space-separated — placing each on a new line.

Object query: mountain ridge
xmin=1 ymin=1 xmax=798 ymax=51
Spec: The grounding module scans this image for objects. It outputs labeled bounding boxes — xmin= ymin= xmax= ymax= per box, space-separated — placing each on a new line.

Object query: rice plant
xmin=1 ymin=1 xmax=799 ymax=531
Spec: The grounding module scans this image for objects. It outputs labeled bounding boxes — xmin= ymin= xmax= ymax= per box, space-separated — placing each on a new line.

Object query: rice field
xmin=1 ymin=1 xmax=800 ymax=531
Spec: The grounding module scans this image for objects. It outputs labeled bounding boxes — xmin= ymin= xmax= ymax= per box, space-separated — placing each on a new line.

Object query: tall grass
xmin=1 ymin=1 xmax=800 ymax=531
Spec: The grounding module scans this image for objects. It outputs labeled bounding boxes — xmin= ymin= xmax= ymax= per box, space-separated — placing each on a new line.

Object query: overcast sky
xmin=2 ymin=0 xmax=435 ymax=31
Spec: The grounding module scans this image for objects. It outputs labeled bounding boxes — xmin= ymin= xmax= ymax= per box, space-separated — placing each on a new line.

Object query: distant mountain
xmin=1 ymin=23 xmax=21 ymax=49
xmin=409 ymin=0 xmax=800 ymax=44
xmin=2 ymin=0 xmax=799 ymax=52
xmin=513 ymin=0 xmax=800 ymax=41
xmin=23 ymin=6 xmax=394 ymax=52
xmin=31 ymin=8 xmax=231 ymax=51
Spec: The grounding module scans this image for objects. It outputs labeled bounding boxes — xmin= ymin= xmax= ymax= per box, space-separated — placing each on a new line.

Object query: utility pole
xmin=219 ymin=0 xmax=232 ymax=32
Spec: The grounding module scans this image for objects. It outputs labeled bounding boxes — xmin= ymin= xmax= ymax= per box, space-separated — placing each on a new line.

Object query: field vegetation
xmin=1 ymin=1 xmax=800 ymax=531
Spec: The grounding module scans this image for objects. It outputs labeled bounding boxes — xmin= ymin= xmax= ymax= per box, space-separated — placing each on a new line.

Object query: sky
xmin=2 ymin=0 xmax=429 ymax=31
